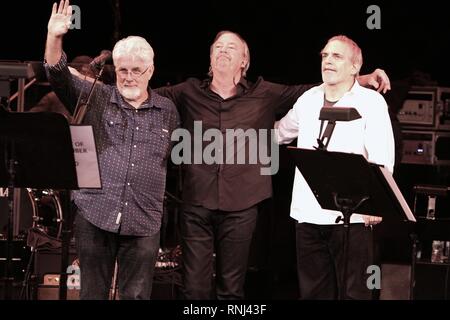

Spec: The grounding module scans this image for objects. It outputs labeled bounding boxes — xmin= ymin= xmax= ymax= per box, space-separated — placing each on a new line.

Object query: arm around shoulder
xmin=357 ymin=68 xmax=391 ymax=94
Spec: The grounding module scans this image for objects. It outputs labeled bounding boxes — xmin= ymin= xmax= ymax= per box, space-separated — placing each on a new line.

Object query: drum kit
xmin=0 ymin=188 xmax=62 ymax=242
xmin=3 ymin=162 xmax=183 ymax=300
xmin=22 ymin=187 xmax=183 ymax=256
xmin=24 ymin=187 xmax=182 ymax=254
xmin=16 ymin=187 xmax=181 ymax=300
xmin=26 ymin=188 xmax=63 ymax=240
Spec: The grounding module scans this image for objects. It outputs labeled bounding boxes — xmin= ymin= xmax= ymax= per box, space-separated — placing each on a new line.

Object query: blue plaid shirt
xmin=45 ymin=53 xmax=179 ymax=236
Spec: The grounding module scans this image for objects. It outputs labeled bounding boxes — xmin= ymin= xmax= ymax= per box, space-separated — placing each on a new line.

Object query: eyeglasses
xmin=116 ymin=66 xmax=150 ymax=79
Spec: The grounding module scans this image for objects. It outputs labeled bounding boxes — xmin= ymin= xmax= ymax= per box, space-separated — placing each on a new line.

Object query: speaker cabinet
xmin=414 ymin=263 xmax=450 ymax=299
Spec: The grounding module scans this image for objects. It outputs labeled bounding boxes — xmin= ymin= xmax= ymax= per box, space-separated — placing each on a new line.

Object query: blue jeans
xmin=74 ymin=214 xmax=160 ymax=300
xmin=181 ymin=205 xmax=258 ymax=300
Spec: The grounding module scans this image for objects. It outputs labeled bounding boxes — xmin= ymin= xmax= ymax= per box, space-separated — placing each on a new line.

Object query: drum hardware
xmin=20 ymin=188 xmax=68 ymax=300
xmin=26 ymin=188 xmax=63 ymax=240
xmin=155 ymin=245 xmax=181 ymax=270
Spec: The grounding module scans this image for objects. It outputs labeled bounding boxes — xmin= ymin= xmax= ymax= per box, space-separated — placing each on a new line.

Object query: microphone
xmin=90 ymin=50 xmax=112 ymax=69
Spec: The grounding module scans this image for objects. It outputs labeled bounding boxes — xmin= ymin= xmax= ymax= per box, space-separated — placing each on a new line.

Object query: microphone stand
xmin=72 ymin=65 xmax=105 ymax=125
xmin=58 ymin=64 xmax=105 ymax=300
xmin=333 ymin=194 xmax=370 ymax=300
xmin=316 ymin=120 xmax=336 ymax=151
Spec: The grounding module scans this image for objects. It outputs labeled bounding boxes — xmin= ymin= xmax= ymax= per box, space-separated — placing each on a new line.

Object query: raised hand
xmin=48 ymin=0 xmax=72 ymax=38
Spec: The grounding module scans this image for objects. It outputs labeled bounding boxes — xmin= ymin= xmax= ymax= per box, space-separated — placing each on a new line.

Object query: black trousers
xmin=296 ymin=222 xmax=376 ymax=300
xmin=181 ymin=205 xmax=258 ymax=300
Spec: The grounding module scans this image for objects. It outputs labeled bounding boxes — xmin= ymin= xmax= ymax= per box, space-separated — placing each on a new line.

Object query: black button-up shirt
xmin=156 ymin=77 xmax=309 ymax=211
xmin=46 ymin=53 xmax=179 ymax=236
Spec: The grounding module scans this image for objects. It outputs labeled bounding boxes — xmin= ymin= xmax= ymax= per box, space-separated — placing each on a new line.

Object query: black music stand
xmin=0 ymin=112 xmax=78 ymax=300
xmin=288 ymin=147 xmax=415 ymax=299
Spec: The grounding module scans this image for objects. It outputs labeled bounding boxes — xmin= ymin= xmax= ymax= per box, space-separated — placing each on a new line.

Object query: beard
xmin=120 ymin=86 xmax=141 ymax=101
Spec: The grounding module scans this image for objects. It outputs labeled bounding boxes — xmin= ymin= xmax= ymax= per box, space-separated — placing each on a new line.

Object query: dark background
xmin=2 ymin=0 xmax=450 ymax=299
xmin=1 ymin=0 xmax=449 ymax=87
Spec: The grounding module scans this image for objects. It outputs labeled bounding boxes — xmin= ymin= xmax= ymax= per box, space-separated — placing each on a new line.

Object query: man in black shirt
xmin=157 ymin=30 xmax=390 ymax=299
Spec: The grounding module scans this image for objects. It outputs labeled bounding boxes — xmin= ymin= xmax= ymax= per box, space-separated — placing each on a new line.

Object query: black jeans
xmin=296 ymin=222 xmax=376 ymax=300
xmin=181 ymin=205 xmax=258 ymax=300
xmin=74 ymin=214 xmax=160 ymax=300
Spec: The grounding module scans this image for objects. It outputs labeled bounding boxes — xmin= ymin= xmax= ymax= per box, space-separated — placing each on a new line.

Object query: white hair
xmin=112 ymin=36 xmax=154 ymax=67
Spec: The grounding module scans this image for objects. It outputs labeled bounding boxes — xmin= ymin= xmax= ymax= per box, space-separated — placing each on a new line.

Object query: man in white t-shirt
xmin=275 ymin=35 xmax=395 ymax=299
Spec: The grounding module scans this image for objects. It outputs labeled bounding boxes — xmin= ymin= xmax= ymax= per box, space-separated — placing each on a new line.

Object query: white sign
xmin=70 ymin=125 xmax=101 ymax=189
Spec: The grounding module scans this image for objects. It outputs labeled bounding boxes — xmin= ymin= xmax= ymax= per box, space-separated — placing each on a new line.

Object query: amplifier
xmin=401 ymin=130 xmax=450 ymax=165
xmin=401 ymin=131 xmax=435 ymax=165
xmin=399 ymin=86 xmax=450 ymax=130
xmin=37 ymin=285 xmax=80 ymax=300
xmin=399 ymin=90 xmax=435 ymax=127
xmin=414 ymin=263 xmax=450 ymax=300
xmin=34 ymin=248 xmax=77 ymax=284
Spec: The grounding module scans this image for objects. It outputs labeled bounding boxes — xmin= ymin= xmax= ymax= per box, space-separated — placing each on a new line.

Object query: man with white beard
xmin=44 ymin=0 xmax=179 ymax=299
